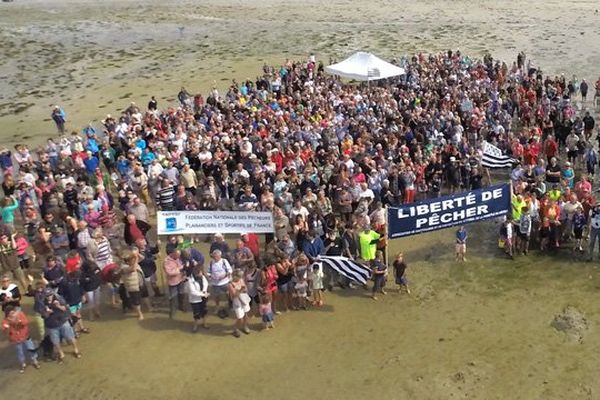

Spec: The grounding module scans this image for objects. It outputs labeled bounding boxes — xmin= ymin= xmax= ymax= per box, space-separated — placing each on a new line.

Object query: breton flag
xmin=481 ymin=141 xmax=515 ymax=168
xmin=318 ymin=256 xmax=372 ymax=285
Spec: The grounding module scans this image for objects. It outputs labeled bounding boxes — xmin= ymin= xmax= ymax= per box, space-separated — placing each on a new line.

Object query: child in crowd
xmin=294 ymin=276 xmax=309 ymax=310
xmin=371 ymin=250 xmax=387 ymax=300
xmin=310 ymin=263 xmax=324 ymax=307
xmin=393 ymin=252 xmax=410 ymax=294
xmin=259 ymin=292 xmax=275 ymax=330
xmin=455 ymin=225 xmax=467 ymax=262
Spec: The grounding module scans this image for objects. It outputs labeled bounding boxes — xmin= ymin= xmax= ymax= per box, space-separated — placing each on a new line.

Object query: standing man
xmin=51 ymin=105 xmax=66 ymax=134
xmin=358 ymin=225 xmax=380 ymax=262
xmin=207 ymin=249 xmax=232 ymax=316
xmin=163 ymin=248 xmax=186 ymax=318
xmin=588 ymin=204 xmax=600 ymax=260
xmin=148 ymin=96 xmax=158 ymax=111
xmin=0 ymin=233 xmax=28 ymax=292
xmin=580 ymin=79 xmax=589 ymax=104
xmin=583 ymin=111 xmax=595 ymax=141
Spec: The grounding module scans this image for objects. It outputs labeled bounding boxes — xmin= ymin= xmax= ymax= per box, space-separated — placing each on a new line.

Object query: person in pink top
xmin=575 ymin=175 xmax=592 ymax=201
xmin=163 ymin=248 xmax=185 ymax=318
xmin=14 ymin=233 xmax=31 ymax=271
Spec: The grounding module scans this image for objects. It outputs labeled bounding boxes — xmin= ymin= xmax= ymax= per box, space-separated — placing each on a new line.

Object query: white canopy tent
xmin=324 ymin=51 xmax=405 ymax=81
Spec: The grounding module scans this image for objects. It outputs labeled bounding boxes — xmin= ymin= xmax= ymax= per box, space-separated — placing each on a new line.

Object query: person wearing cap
xmin=40 ymin=289 xmax=81 ymax=362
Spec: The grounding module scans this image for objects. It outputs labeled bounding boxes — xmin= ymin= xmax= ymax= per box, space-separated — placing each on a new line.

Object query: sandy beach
xmin=1 ymin=1 xmax=600 ymax=399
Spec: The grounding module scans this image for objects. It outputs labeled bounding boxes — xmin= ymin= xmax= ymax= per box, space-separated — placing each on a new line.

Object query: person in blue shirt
xmin=116 ymin=155 xmax=130 ymax=177
xmin=181 ymin=248 xmax=205 ymax=276
xmin=83 ymin=152 xmax=99 ymax=175
xmin=140 ymin=148 xmax=156 ymax=167
xmin=51 ymin=105 xmax=66 ymax=134
xmin=135 ymin=136 xmax=147 ymax=152
xmin=455 ymin=226 xmax=467 ymax=262
xmin=302 ymin=229 xmax=324 ymax=263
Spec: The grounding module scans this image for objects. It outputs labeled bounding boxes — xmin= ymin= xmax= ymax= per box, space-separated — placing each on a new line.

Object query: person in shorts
xmin=455 ymin=226 xmax=467 ymax=262
xmin=393 ymin=252 xmax=410 ymax=294
xmin=518 ymin=207 xmax=532 ymax=255
xmin=207 ymin=249 xmax=232 ymax=315
xmin=228 ymin=270 xmax=251 ymax=338
xmin=40 ymin=289 xmax=81 ymax=362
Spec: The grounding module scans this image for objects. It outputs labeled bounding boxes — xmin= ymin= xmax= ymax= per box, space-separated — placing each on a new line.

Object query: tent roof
xmin=324 ymin=52 xmax=405 ymax=81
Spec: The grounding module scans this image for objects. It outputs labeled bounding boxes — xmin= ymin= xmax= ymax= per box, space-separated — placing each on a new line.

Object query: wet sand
xmin=1 ymin=1 xmax=600 ymax=399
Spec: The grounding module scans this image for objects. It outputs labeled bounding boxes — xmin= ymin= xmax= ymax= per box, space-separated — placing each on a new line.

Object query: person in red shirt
xmin=65 ymin=252 xmax=81 ymax=274
xmin=242 ymin=233 xmax=260 ymax=258
xmin=2 ymin=306 xmax=40 ymax=373
xmin=543 ymin=135 xmax=558 ymax=163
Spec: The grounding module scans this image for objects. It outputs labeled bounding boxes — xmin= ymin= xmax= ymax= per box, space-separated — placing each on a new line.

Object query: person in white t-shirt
xmin=207 ymin=249 xmax=232 ymax=313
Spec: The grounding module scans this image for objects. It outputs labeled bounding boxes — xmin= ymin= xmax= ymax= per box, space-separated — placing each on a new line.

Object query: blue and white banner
xmin=387 ymin=184 xmax=510 ymax=239
xmin=157 ymin=211 xmax=274 ymax=236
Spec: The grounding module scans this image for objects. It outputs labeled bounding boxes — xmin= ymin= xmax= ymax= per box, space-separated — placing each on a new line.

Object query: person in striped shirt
xmin=87 ymin=228 xmax=113 ymax=269
xmin=155 ymin=179 xmax=175 ymax=211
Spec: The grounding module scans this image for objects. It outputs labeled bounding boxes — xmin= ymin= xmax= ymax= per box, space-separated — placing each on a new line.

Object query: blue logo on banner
xmin=387 ymin=184 xmax=510 ymax=239
xmin=166 ymin=217 xmax=177 ymax=231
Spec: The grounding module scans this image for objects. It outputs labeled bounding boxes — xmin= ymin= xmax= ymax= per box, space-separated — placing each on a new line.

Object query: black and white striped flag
xmin=481 ymin=141 xmax=515 ymax=168
xmin=318 ymin=256 xmax=372 ymax=285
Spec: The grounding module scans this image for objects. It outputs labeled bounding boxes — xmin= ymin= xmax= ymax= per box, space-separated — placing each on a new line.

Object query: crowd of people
xmin=1 ymin=49 xmax=600 ymax=372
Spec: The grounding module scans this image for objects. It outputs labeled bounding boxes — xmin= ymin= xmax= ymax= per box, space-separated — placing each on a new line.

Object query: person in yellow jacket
xmin=358 ymin=226 xmax=380 ymax=262
xmin=512 ymin=194 xmax=527 ymax=221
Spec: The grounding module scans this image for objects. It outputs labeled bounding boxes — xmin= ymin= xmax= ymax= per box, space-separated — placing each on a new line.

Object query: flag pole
xmin=385 ymin=204 xmax=390 ymax=268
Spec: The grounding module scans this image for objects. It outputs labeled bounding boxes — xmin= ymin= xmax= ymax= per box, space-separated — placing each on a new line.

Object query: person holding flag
xmin=358 ymin=225 xmax=381 ymax=262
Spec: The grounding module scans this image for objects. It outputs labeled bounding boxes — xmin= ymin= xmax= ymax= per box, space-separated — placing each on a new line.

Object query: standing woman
xmin=185 ymin=265 xmax=209 ymax=332
xmin=260 ymin=259 xmax=278 ymax=313
xmin=244 ymin=262 xmax=260 ymax=315
xmin=120 ymin=252 xmax=148 ymax=321
xmin=275 ymin=255 xmax=294 ymax=312
xmin=80 ymin=260 xmax=102 ymax=321
xmin=292 ymin=214 xmax=308 ymax=251
xmin=229 ymin=270 xmax=251 ymax=338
